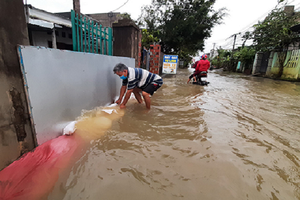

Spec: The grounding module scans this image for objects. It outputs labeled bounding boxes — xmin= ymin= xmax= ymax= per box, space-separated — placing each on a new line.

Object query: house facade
xmin=25 ymin=5 xmax=73 ymax=50
xmin=251 ymin=5 xmax=300 ymax=80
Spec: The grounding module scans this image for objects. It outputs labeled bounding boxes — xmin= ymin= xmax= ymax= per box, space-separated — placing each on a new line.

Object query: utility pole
xmin=212 ymin=43 xmax=216 ymax=58
xmin=232 ymin=35 xmax=236 ymax=52
xmin=230 ymin=32 xmax=240 ymax=58
xmin=73 ymin=0 xmax=80 ymax=14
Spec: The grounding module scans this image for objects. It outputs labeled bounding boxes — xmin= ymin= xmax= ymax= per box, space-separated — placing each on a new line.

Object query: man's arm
xmin=115 ymin=85 xmax=127 ymax=104
xmin=120 ymin=89 xmax=133 ymax=109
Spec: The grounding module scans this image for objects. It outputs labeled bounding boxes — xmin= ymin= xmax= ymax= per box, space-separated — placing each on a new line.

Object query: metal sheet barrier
xmin=18 ymin=46 xmax=134 ymax=144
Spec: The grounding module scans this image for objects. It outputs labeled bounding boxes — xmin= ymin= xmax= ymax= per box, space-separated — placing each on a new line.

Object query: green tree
xmin=117 ymin=12 xmax=132 ymax=19
xmin=138 ymin=0 xmax=225 ymax=63
xmin=241 ymin=31 xmax=251 ymax=48
xmin=141 ymin=29 xmax=159 ymax=49
xmin=234 ymin=47 xmax=256 ymax=70
xmin=211 ymin=48 xmax=231 ymax=69
xmin=251 ymin=4 xmax=299 ymax=77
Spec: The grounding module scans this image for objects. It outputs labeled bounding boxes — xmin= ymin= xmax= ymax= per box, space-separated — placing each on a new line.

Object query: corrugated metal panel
xmin=18 ymin=46 xmax=134 ymax=144
xmin=28 ymin=7 xmax=72 ymax=27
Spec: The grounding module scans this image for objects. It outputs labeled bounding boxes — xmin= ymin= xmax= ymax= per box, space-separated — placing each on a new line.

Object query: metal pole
xmin=71 ymin=10 xmax=76 ymax=51
xmin=108 ymin=27 xmax=112 ymax=55
xmin=51 ymin=26 xmax=57 ymax=49
xmin=231 ymin=34 xmax=237 ymax=58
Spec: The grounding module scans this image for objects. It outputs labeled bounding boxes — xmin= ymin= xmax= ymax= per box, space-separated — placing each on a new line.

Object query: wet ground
xmin=49 ymin=68 xmax=300 ymax=200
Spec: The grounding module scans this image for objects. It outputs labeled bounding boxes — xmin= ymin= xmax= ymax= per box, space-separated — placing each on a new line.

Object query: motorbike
xmin=192 ymin=71 xmax=209 ymax=86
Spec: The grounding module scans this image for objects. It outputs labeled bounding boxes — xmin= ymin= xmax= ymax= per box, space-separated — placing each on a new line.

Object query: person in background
xmin=187 ymin=54 xmax=210 ymax=83
xmin=142 ymin=46 xmax=147 ymax=66
xmin=113 ymin=63 xmax=163 ymax=109
xmin=191 ymin=60 xmax=199 ymax=69
xmin=191 ymin=59 xmax=200 ymax=82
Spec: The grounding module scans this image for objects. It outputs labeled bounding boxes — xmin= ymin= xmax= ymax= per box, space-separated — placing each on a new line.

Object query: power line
xmin=214 ymin=1 xmax=300 ymax=50
xmin=236 ymin=0 xmax=293 ymax=34
xmin=228 ymin=0 xmax=297 ymax=36
xmin=110 ymin=0 xmax=130 ymax=12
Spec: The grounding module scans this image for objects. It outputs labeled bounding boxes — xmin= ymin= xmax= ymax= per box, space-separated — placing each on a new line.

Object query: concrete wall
xmin=30 ymin=31 xmax=51 ymax=47
xmin=252 ymin=52 xmax=263 ymax=75
xmin=87 ymin=12 xmax=121 ymax=27
xmin=0 ymin=0 xmax=36 ymax=170
xmin=113 ymin=19 xmax=140 ymax=68
xmin=269 ymin=50 xmax=300 ymax=79
xmin=18 ymin=46 xmax=134 ymax=144
xmin=265 ymin=52 xmax=275 ymax=76
xmin=282 ymin=50 xmax=300 ymax=79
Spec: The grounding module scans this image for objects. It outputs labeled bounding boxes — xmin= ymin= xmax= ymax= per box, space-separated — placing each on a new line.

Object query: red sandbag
xmin=0 ymin=135 xmax=84 ymax=200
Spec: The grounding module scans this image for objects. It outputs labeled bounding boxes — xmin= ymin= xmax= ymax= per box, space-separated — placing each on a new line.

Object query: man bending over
xmin=113 ymin=63 xmax=163 ymax=109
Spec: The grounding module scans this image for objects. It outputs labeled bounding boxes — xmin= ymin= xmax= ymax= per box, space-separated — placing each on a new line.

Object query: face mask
xmin=120 ymin=75 xmax=127 ymax=80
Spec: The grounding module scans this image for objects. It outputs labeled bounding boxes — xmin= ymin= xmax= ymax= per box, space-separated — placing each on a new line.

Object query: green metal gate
xmin=71 ymin=10 xmax=113 ymax=55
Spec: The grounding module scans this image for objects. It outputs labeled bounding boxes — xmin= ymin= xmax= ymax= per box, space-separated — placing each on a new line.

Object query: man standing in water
xmin=113 ymin=63 xmax=163 ymax=109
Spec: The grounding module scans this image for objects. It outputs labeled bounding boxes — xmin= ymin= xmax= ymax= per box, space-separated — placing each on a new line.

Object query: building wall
xmin=269 ymin=50 xmax=300 ymax=79
xmin=282 ymin=50 xmax=300 ymax=79
xmin=87 ymin=12 xmax=121 ymax=27
xmin=113 ymin=19 xmax=140 ymax=68
xmin=29 ymin=27 xmax=73 ymax=49
xmin=31 ymin=31 xmax=51 ymax=47
xmin=252 ymin=53 xmax=262 ymax=75
xmin=0 ymin=0 xmax=36 ymax=170
xmin=266 ymin=52 xmax=275 ymax=76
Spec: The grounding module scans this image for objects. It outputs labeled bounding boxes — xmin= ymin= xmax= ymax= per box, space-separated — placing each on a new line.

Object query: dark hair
xmin=113 ymin=63 xmax=128 ymax=73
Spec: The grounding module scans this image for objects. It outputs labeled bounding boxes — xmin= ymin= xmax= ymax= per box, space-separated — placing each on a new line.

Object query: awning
xmin=29 ymin=19 xmax=54 ymax=29
xmin=25 ymin=5 xmax=72 ymax=28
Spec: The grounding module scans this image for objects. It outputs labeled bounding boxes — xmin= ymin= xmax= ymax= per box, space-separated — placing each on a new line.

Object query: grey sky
xmin=24 ymin=0 xmax=300 ymax=55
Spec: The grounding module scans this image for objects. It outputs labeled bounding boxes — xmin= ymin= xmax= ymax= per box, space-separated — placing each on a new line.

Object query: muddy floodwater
xmin=49 ymin=68 xmax=300 ymax=200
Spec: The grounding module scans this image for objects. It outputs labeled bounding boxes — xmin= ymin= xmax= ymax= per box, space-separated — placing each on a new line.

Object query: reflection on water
xmin=49 ymin=69 xmax=300 ymax=200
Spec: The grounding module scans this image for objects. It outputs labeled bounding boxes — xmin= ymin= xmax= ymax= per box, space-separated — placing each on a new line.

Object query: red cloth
xmin=0 ymin=135 xmax=85 ymax=200
xmin=195 ymin=59 xmax=210 ymax=72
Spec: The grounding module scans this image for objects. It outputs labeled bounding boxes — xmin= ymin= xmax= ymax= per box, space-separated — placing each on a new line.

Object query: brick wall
xmin=138 ymin=30 xmax=142 ymax=68
xmin=149 ymin=44 xmax=161 ymax=74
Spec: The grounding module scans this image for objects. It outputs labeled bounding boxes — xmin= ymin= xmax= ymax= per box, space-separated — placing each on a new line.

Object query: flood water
xmin=49 ymin=68 xmax=300 ymax=200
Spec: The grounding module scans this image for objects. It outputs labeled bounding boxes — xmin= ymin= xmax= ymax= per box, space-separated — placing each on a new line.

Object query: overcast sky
xmin=204 ymin=0 xmax=300 ymax=56
xmin=24 ymin=0 xmax=300 ymax=56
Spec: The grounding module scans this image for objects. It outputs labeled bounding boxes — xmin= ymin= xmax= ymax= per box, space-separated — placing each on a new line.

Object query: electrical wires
xmin=209 ymin=0 xmax=300 ymax=51
xmin=110 ymin=0 xmax=130 ymax=12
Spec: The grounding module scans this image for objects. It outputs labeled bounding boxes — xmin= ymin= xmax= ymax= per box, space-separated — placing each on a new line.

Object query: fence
xmin=71 ymin=10 xmax=112 ymax=55
xmin=269 ymin=49 xmax=300 ymax=79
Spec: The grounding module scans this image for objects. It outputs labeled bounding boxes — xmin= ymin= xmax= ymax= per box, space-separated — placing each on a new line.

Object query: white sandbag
xmin=63 ymin=121 xmax=77 ymax=136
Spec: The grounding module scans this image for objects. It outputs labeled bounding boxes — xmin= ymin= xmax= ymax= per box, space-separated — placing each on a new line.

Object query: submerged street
xmin=49 ymin=68 xmax=300 ymax=200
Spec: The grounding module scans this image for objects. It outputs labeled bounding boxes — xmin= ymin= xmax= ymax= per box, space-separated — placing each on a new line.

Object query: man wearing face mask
xmin=113 ymin=63 xmax=163 ymax=109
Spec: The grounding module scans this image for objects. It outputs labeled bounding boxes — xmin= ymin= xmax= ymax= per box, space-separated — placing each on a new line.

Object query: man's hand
xmin=120 ymin=104 xmax=126 ymax=109
xmin=115 ymin=99 xmax=122 ymax=104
